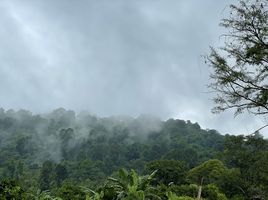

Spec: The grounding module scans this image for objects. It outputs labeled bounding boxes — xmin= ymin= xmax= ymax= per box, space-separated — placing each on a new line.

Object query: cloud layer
xmin=0 ymin=0 xmax=266 ymax=136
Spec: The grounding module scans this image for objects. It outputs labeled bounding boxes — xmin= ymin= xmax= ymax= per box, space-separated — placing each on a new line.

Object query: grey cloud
xmin=0 ymin=0 xmax=265 ymax=136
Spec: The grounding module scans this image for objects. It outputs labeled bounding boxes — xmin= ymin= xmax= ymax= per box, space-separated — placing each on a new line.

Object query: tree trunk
xmin=197 ymin=177 xmax=203 ymax=200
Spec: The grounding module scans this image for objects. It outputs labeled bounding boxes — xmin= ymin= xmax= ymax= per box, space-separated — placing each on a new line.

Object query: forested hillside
xmin=0 ymin=108 xmax=267 ymax=199
xmin=2 ymin=0 xmax=268 ymax=199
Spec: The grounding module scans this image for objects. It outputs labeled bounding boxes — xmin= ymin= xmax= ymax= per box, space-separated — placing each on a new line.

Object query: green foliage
xmin=0 ymin=108 xmax=267 ymax=199
xmin=57 ymin=183 xmax=85 ymax=200
xmin=166 ymin=192 xmax=194 ymax=200
xmin=207 ymin=0 xmax=268 ymax=116
xmin=187 ymin=159 xmax=226 ymax=185
xmin=0 ymin=179 xmax=25 ymax=200
xmin=146 ymin=160 xmax=188 ymax=185
xmin=92 ymin=169 xmax=160 ymax=200
xmin=39 ymin=161 xmax=55 ymax=191
xmin=202 ymin=184 xmax=227 ymax=200
xmin=222 ymin=134 xmax=268 ymax=199
xmin=55 ymin=164 xmax=68 ymax=187
xmin=34 ymin=190 xmax=62 ymax=200
xmin=168 ymin=184 xmax=198 ymax=198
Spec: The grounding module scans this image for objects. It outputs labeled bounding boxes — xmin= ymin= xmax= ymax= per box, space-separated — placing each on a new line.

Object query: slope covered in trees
xmin=3 ymin=0 xmax=268 ymax=199
xmin=0 ymin=108 xmax=267 ymax=199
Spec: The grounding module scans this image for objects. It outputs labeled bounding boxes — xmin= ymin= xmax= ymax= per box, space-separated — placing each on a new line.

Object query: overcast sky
xmin=0 ymin=0 xmax=267 ymax=136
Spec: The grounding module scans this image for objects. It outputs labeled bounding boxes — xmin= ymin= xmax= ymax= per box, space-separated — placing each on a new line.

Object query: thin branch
xmin=253 ymin=124 xmax=268 ymax=133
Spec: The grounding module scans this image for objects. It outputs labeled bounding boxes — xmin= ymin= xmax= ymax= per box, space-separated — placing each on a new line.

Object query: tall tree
xmin=222 ymin=134 xmax=268 ymax=198
xmin=39 ymin=161 xmax=54 ymax=191
xmin=207 ymin=0 xmax=268 ymax=118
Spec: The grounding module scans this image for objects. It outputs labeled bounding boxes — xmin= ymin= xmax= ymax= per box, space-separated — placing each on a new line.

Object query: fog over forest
xmin=2 ymin=1 xmax=268 ymax=199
